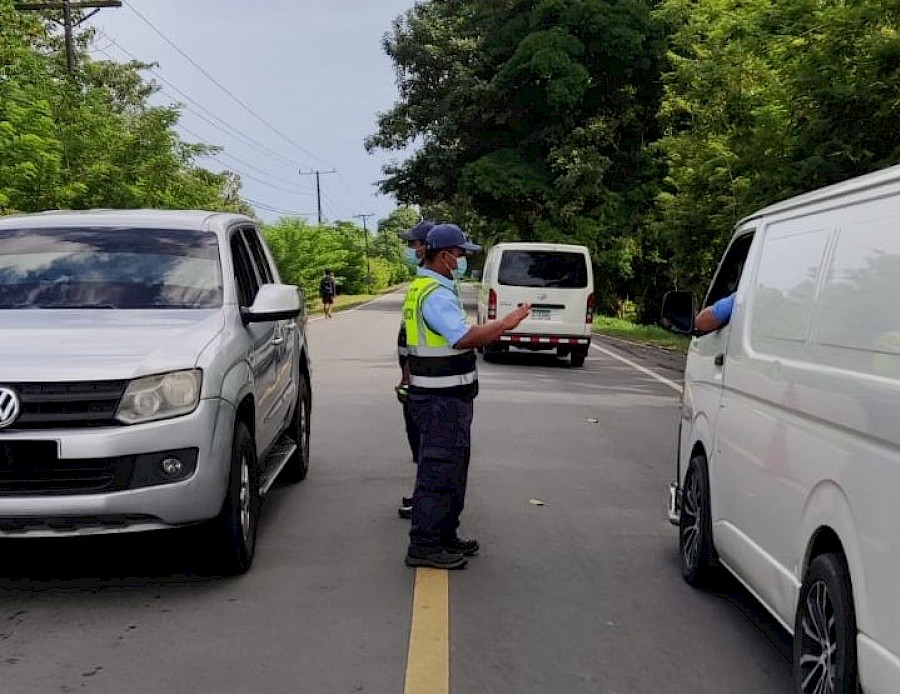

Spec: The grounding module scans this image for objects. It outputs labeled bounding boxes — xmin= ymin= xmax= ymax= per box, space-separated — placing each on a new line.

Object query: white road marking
xmin=590 ymin=343 xmax=683 ymax=394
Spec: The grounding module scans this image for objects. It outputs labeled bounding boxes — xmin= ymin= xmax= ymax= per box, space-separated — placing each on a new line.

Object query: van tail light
xmin=586 ymin=293 xmax=595 ymax=324
xmin=488 ymin=289 xmax=497 ymax=320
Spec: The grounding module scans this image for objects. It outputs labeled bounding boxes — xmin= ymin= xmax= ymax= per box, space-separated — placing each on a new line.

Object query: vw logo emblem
xmin=0 ymin=387 xmax=20 ymax=429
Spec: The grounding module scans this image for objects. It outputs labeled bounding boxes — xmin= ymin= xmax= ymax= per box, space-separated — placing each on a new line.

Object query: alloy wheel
xmin=798 ymin=579 xmax=837 ymax=694
xmin=680 ymin=469 xmax=702 ymax=570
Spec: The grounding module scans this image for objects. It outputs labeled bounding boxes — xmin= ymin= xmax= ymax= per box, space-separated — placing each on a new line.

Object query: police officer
xmin=395 ymin=220 xmax=434 ymax=519
xmin=404 ymin=223 xmax=530 ymax=570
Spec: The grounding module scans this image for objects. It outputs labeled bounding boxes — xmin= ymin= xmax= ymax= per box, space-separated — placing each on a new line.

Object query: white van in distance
xmin=477 ymin=242 xmax=594 ymax=366
xmin=662 ymin=163 xmax=900 ymax=693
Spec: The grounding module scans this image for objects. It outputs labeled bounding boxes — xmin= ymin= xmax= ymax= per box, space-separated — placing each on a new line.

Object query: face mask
xmin=453 ymin=256 xmax=468 ymax=279
xmin=404 ymin=247 xmax=420 ymax=267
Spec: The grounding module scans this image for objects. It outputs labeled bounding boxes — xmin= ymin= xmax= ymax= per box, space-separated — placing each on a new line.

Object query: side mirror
xmin=243 ymin=284 xmax=302 ymax=323
xmin=661 ymin=290 xmax=696 ymax=334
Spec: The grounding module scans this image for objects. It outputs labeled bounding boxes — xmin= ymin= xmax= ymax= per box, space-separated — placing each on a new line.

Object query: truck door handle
xmin=714 ymin=353 xmax=725 ymax=366
xmin=272 ymin=335 xmax=284 ymax=346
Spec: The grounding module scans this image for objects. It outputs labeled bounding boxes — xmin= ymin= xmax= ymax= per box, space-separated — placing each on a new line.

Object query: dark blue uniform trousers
xmin=402 ymin=400 xmax=420 ymax=463
xmin=408 ymin=394 xmax=473 ymax=550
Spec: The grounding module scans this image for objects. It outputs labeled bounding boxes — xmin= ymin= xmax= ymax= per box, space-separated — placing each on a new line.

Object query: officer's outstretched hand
xmin=501 ymin=303 xmax=531 ymax=332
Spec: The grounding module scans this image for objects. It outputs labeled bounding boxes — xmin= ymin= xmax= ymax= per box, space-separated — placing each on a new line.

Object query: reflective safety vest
xmin=403 ymin=276 xmax=478 ymax=398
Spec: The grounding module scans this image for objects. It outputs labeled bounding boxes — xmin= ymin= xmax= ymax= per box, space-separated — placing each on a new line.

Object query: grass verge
xmin=309 ymin=286 xmax=404 ymax=316
xmin=593 ymin=316 xmax=691 ymax=352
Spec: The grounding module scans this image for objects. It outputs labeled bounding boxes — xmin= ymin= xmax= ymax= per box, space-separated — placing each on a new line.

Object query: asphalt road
xmin=0 ymin=290 xmax=793 ymax=693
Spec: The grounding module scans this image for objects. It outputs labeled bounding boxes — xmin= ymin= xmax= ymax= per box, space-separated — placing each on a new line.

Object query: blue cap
xmin=399 ymin=220 xmax=435 ymax=242
xmin=426 ymin=224 xmax=481 ymax=252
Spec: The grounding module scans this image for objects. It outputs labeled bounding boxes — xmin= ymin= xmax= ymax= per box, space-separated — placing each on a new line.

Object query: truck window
xmin=0 ymin=227 xmax=222 ymax=309
xmin=241 ymin=227 xmax=275 ymax=285
xmin=230 ymin=234 xmax=260 ymax=308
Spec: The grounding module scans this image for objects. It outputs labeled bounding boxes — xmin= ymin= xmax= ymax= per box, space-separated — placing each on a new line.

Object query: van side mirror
xmin=661 ymin=290 xmax=696 ymax=334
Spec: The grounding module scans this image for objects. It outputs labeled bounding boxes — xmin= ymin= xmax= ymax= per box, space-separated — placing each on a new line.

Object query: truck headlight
xmin=116 ymin=370 xmax=202 ymax=424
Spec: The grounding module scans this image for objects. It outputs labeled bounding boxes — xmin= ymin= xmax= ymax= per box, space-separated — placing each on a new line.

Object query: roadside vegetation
xmin=593 ymin=316 xmax=690 ymax=352
xmin=368 ymin=0 xmax=900 ymax=321
xmin=2 ymin=0 xmax=897 ymax=323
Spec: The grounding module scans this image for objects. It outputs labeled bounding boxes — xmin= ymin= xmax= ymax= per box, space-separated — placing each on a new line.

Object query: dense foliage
xmin=0 ymin=0 xmax=245 ymax=215
xmin=369 ymin=0 xmax=900 ymax=316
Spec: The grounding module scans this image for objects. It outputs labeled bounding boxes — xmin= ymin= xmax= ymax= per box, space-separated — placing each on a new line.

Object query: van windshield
xmin=0 ymin=227 xmax=223 ymax=309
xmin=498 ymin=250 xmax=588 ymax=288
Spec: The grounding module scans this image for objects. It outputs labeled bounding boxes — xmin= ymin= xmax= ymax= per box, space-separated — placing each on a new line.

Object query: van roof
xmin=739 ymin=163 xmax=900 ymax=226
xmin=491 ymin=242 xmax=590 ymax=253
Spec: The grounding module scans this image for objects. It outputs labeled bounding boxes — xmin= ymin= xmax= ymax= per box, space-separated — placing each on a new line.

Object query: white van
xmin=477 ymin=242 xmax=593 ymax=366
xmin=662 ymin=164 xmax=900 ymax=693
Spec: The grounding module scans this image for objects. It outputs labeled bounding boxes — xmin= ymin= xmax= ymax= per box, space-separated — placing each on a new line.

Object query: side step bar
xmin=259 ymin=438 xmax=298 ymax=496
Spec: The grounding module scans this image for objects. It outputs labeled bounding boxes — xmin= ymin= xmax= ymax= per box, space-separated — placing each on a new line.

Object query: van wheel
xmin=570 ymin=349 xmax=587 ymax=367
xmin=793 ymin=553 xmax=859 ymax=694
xmin=482 ymin=344 xmax=498 ymax=362
xmin=280 ymin=373 xmax=311 ymax=483
xmin=679 ymin=454 xmax=716 ymax=586
xmin=207 ymin=421 xmax=260 ymax=576
xmin=556 ymin=346 xmax=571 ymax=358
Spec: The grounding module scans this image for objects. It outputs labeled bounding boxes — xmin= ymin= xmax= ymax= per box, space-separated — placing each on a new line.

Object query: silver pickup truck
xmin=0 ymin=210 xmax=312 ymax=574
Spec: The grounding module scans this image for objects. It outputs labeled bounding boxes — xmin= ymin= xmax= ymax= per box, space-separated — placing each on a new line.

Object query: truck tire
xmin=208 ymin=421 xmax=260 ymax=576
xmin=279 ymin=373 xmax=311 ymax=484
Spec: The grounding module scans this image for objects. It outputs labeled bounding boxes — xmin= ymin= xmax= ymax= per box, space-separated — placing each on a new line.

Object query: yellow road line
xmin=404 ymin=568 xmax=450 ymax=694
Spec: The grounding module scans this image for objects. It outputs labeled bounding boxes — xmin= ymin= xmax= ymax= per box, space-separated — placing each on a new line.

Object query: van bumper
xmin=499 ymin=334 xmax=591 ymax=349
xmin=0 ymin=398 xmax=235 ymax=537
xmin=667 ymin=483 xmax=681 ymax=525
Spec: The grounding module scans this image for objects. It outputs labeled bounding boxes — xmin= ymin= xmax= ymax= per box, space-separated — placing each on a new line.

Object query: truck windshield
xmin=0 ymin=227 xmax=223 ymax=309
xmin=498 ymin=250 xmax=588 ymax=288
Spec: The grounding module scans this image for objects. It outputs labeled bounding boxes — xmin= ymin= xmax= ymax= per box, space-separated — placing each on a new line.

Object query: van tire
xmin=679 ymin=454 xmax=716 ymax=586
xmin=570 ymin=349 xmax=587 ymax=367
xmin=793 ymin=553 xmax=859 ymax=694
xmin=280 ymin=373 xmax=311 ymax=484
xmin=207 ymin=421 xmax=260 ymax=576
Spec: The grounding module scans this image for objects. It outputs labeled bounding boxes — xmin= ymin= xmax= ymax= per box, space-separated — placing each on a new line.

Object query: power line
xmin=177 ymin=126 xmax=311 ymax=196
xmin=93 ymin=34 xmax=298 ymax=169
xmin=299 ymin=169 xmax=337 ymax=225
xmin=121 ymin=0 xmax=330 ymax=168
xmin=243 ymin=197 xmax=312 ymax=218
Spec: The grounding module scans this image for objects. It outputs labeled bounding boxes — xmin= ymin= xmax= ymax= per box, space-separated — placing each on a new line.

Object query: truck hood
xmin=0 ymin=310 xmax=224 ymax=382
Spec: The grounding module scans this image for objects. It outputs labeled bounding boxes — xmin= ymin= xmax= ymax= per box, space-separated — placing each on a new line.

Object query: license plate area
xmin=531 ymin=308 xmax=551 ymax=320
xmin=1 ymin=440 xmax=59 ymax=467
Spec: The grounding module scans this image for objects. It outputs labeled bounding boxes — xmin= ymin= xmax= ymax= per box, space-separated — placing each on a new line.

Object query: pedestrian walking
xmin=403 ymin=223 xmax=530 ymax=569
xmin=396 ymin=220 xmax=434 ymax=519
xmin=319 ymin=269 xmax=336 ymax=319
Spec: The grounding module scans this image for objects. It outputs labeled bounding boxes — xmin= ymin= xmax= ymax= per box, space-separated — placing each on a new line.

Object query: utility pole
xmin=298 ymin=169 xmax=336 ymax=225
xmin=15 ymin=1 xmax=122 ymax=75
xmin=354 ymin=213 xmax=374 ymax=292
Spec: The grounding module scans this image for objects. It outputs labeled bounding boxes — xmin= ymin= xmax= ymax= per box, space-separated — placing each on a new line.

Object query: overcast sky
xmin=87 ymin=0 xmax=415 ymax=226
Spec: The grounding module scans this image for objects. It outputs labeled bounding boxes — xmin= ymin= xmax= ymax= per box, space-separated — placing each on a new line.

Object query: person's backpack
xmin=320 ymin=275 xmax=335 ymax=295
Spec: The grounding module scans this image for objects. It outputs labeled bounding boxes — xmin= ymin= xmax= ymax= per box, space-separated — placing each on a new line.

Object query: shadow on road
xmin=662 ymin=547 xmax=793 ymax=666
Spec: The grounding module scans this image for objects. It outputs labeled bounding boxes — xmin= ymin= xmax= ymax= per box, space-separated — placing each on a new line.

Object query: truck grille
xmin=5 ymin=380 xmax=128 ymax=429
xmin=0 ymin=441 xmax=133 ymax=495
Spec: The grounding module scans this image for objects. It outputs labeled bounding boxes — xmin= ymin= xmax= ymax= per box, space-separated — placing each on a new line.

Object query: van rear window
xmin=498 ymin=251 xmax=588 ymax=288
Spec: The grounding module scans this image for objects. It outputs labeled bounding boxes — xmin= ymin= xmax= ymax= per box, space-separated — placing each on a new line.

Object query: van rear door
xmin=495 ymin=248 xmax=590 ymax=335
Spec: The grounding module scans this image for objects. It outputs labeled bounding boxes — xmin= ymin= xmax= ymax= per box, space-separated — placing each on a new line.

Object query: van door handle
xmin=272 ymin=335 xmax=285 ymax=346
xmin=714 ymin=353 xmax=725 ymax=366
